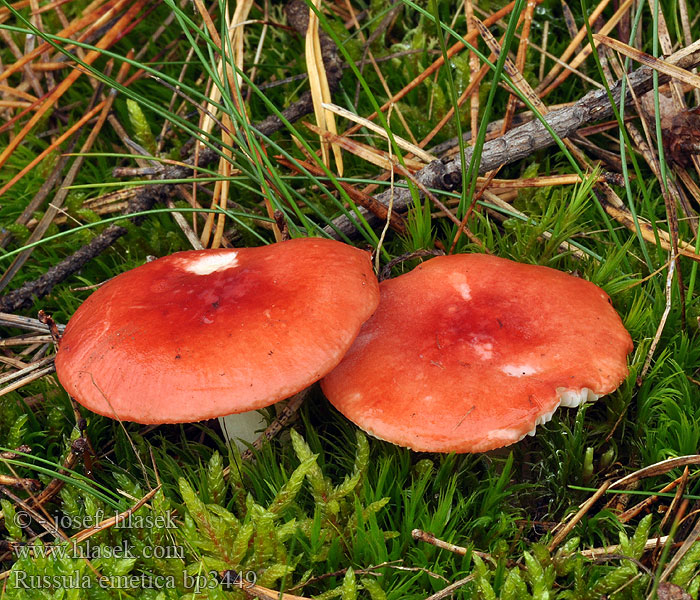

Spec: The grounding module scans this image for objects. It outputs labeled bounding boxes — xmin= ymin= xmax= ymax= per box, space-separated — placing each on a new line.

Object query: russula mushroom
xmin=321 ymin=254 xmax=633 ymax=453
xmin=55 ymin=238 xmax=380 ymax=439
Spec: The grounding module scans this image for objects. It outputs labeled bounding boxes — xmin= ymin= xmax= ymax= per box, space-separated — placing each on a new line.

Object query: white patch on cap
xmin=480 ymin=427 xmax=527 ymax=445
xmin=346 ymin=392 xmax=364 ymax=406
xmin=448 ymin=272 xmax=471 ymax=300
xmin=557 ymin=387 xmax=600 ymax=407
xmin=472 ymin=342 xmax=493 ymax=360
xmin=457 ymin=283 xmax=471 ymax=300
xmin=180 ymin=252 xmax=239 ymax=275
xmin=501 ymin=364 xmax=539 ymax=377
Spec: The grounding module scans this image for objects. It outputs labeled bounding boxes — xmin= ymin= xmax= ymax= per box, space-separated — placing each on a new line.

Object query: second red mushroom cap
xmin=322 ymin=253 xmax=633 ymax=452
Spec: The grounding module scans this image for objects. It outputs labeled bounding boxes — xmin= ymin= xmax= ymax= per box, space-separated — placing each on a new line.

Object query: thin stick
xmin=659 ymin=514 xmax=700 ymax=583
xmin=412 ymin=529 xmax=493 ymax=561
xmin=322 ymin=102 xmax=436 ymax=163
xmin=640 ymin=255 xmax=675 ymax=380
xmin=549 ymin=480 xmax=611 ymax=552
xmin=424 ymin=575 xmax=476 ymax=600
xmin=611 ymin=455 xmax=700 ymax=489
xmin=580 ymin=536 xmax=669 ymax=559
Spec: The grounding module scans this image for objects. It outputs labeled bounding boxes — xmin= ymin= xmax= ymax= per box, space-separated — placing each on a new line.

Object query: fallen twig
xmin=411 ymin=529 xmax=494 ymax=563
xmin=549 ymin=480 xmax=612 ymax=552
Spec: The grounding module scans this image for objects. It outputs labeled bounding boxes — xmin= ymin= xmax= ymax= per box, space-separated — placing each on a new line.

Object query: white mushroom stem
xmin=218 ymin=390 xmax=309 ymax=451
xmin=218 ymin=411 xmax=269 ymax=450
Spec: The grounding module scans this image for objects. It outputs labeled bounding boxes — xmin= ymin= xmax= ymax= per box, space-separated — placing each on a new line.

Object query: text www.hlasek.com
xmin=12 ymin=538 xmax=183 ymax=561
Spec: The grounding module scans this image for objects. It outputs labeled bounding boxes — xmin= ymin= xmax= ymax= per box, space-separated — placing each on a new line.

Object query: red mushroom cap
xmin=55 ymin=238 xmax=379 ymax=424
xmin=321 ymin=254 xmax=633 ymax=453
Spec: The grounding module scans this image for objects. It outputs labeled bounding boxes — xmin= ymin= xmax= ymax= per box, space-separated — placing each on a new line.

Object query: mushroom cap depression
xmin=55 ymin=238 xmax=380 ymax=423
xmin=321 ymin=254 xmax=633 ymax=453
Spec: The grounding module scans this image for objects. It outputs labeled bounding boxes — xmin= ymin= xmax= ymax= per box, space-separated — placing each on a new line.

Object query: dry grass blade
xmin=0 ymin=355 xmax=54 ymax=385
xmin=482 ymin=174 xmax=597 ymax=187
xmin=464 ymin=0 xmax=479 ymax=143
xmin=640 ymin=255 xmax=675 ymax=379
xmin=0 ymin=363 xmax=56 ymax=398
xmin=424 ymin=575 xmax=476 ymax=600
xmin=611 ymin=456 xmax=700 ymax=489
xmin=0 ymin=334 xmax=53 ymax=347
xmin=602 ymin=201 xmax=698 ymax=260
xmin=0 ymin=312 xmax=64 ymax=333
xmin=474 ymin=18 xmax=543 ymax=117
xmin=343 ymin=0 xmax=417 ymax=145
xmin=304 ymin=121 xmax=425 ymax=172
xmin=596 ymin=34 xmax=700 ymax=91
xmin=192 ymin=0 xmax=281 ymax=247
xmin=322 ymin=102 xmax=436 ymax=164
xmin=501 ymin=0 xmax=537 ymax=133
xmin=580 ymin=536 xmax=669 ymax=559
xmin=192 ymin=0 xmax=241 ymax=249
xmin=411 ymin=529 xmax=493 ymax=561
xmin=660 ymin=467 xmax=689 ymax=532
xmin=648 ymin=0 xmax=700 ymax=231
xmin=560 ymin=0 xmax=582 ymax=51
xmin=617 ymin=476 xmax=682 ymax=523
xmin=539 ymin=21 xmax=548 ymax=80
xmin=0 ymin=474 xmax=40 ymax=489
xmin=72 ymin=486 xmax=161 ymax=545
xmin=658 ymin=514 xmax=700 ymax=584
xmin=305 ymin=0 xmax=342 ymax=175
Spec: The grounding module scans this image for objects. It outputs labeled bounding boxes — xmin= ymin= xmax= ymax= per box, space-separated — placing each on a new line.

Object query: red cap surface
xmin=321 ymin=254 xmax=633 ymax=452
xmin=55 ymin=238 xmax=379 ymax=423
